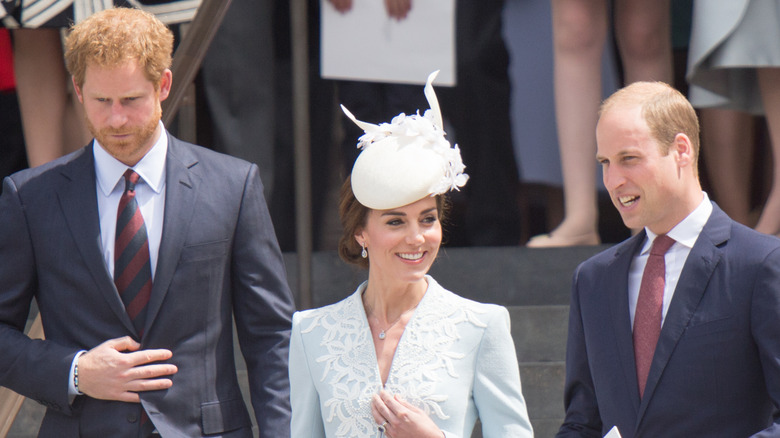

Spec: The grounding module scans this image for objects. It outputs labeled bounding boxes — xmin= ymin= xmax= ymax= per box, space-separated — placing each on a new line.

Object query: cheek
xmin=82 ymin=103 xmax=102 ymax=121
xmin=426 ymin=226 xmax=443 ymax=245
xmin=128 ymin=105 xmax=150 ymax=122
xmin=646 ymin=168 xmax=672 ymax=193
xmin=123 ymin=100 xmax=155 ymax=121
xmin=371 ymin=233 xmax=402 ymax=253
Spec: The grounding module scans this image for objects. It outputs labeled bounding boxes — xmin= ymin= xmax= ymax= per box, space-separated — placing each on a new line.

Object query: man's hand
xmin=326 ymin=0 xmax=412 ymax=19
xmin=77 ymin=336 xmax=178 ymax=403
xmin=385 ymin=0 xmax=412 ymax=20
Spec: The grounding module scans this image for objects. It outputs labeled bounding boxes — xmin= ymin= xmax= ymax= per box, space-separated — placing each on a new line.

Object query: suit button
xmin=127 ymin=412 xmax=138 ymax=423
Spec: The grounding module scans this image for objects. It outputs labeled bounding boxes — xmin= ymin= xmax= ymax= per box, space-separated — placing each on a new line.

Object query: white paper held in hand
xmin=604 ymin=426 xmax=622 ymax=438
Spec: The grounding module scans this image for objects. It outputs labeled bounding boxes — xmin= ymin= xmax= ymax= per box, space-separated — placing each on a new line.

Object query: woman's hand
xmin=371 ymin=390 xmax=444 ymax=438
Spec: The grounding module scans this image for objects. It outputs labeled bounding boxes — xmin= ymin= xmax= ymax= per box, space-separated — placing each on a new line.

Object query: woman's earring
xmin=361 ymin=243 xmax=368 ymax=258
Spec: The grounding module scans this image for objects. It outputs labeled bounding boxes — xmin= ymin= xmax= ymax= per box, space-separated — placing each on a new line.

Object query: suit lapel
xmin=607 ymin=233 xmax=646 ymax=415
xmin=56 ymin=146 xmax=137 ymax=334
xmin=636 ymin=205 xmax=730 ymax=423
xmin=143 ymin=135 xmax=200 ymax=335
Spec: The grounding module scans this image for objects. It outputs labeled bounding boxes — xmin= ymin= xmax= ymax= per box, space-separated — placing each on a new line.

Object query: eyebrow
xmin=86 ymin=89 xmax=146 ymax=98
xmin=597 ymin=148 xmax=642 ymax=161
xmin=380 ymin=207 xmax=438 ymax=217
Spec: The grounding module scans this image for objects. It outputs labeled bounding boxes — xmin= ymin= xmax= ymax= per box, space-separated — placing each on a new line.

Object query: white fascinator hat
xmin=342 ymin=70 xmax=469 ymax=210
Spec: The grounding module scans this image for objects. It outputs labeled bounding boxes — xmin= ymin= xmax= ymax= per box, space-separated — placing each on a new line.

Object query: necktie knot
xmin=650 ymin=234 xmax=675 ymax=256
xmin=123 ymin=169 xmax=140 ymax=193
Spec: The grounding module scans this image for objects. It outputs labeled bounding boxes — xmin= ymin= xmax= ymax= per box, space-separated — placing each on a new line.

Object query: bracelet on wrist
xmin=74 ymin=358 xmax=83 ymax=395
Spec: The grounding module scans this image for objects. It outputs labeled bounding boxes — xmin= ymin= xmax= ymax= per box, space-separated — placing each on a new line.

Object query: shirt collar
xmin=94 ymin=121 xmax=168 ymax=196
xmin=643 ymin=192 xmax=713 ymax=253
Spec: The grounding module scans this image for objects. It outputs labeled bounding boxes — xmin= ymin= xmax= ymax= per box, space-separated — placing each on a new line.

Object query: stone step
xmin=9 ymin=245 xmax=606 ymax=436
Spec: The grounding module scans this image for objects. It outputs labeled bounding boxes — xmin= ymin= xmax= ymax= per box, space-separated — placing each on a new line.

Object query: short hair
xmin=600 ymin=81 xmax=700 ymax=173
xmin=64 ymin=7 xmax=174 ymax=90
xmin=337 ymin=176 xmax=448 ymax=269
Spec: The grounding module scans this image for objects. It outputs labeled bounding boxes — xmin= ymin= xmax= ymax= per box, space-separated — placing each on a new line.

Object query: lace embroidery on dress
xmin=299 ymin=280 xmax=488 ymax=437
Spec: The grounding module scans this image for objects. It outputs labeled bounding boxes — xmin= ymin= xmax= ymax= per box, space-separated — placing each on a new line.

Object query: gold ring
xmin=378 ymin=421 xmax=388 ymax=433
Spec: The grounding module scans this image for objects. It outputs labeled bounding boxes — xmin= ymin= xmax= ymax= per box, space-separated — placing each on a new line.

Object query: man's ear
xmin=673 ymin=133 xmax=694 ymax=169
xmin=158 ymin=69 xmax=172 ymax=102
xmin=72 ymin=76 xmax=84 ymax=103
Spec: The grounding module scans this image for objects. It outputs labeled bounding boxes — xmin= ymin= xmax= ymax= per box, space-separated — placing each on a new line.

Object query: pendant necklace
xmin=371 ymin=306 xmax=417 ymax=340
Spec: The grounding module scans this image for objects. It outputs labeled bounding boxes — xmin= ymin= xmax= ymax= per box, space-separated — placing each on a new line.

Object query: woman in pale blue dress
xmin=687 ymin=0 xmax=780 ymax=235
xmin=289 ymin=72 xmax=534 ymax=438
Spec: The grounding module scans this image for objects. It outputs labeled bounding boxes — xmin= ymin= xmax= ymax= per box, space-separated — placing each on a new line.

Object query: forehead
xmin=82 ymin=61 xmax=152 ymax=92
xmin=371 ymin=196 xmax=438 ymax=217
xmin=596 ymin=105 xmax=654 ymax=154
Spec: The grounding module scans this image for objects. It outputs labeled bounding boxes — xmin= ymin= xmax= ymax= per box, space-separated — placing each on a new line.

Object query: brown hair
xmin=600 ymin=81 xmax=701 ymax=176
xmin=337 ymin=176 xmax=448 ymax=269
xmin=64 ymin=7 xmax=174 ymax=90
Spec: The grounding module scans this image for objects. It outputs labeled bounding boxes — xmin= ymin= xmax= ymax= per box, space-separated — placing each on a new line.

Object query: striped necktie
xmin=114 ymin=169 xmax=152 ymax=337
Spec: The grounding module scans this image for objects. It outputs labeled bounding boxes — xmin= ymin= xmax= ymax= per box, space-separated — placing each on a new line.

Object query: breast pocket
xmin=179 ymin=239 xmax=228 ymax=263
xmin=170 ymin=239 xmax=229 ymax=308
xmin=162 ymin=240 xmax=230 ymax=334
xmin=683 ymin=315 xmax=735 ymax=342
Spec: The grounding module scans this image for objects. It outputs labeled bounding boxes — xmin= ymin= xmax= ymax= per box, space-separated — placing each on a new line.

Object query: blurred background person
xmin=687 ymin=0 xmax=780 ymax=235
xmin=528 ymin=0 xmax=673 ymax=247
xmin=3 ymin=1 xmax=199 ymax=168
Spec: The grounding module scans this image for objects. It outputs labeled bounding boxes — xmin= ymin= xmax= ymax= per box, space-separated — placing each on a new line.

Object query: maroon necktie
xmin=114 ymin=169 xmax=152 ymax=337
xmin=633 ymin=234 xmax=675 ymax=398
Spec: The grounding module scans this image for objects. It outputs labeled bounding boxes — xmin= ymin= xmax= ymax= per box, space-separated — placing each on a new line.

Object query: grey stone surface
xmin=509 ymin=305 xmax=568 ymax=363
xmin=520 ymin=363 xmax=566 ymax=420
xmin=531 ymin=418 xmax=565 ymax=438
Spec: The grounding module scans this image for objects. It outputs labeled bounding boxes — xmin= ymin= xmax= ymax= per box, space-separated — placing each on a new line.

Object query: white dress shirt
xmin=628 ymin=192 xmax=713 ymax=328
xmin=94 ymin=122 xmax=167 ymax=279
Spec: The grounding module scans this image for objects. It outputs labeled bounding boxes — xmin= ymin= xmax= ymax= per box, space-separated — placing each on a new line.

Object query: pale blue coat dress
xmin=289 ymin=276 xmax=534 ymax=438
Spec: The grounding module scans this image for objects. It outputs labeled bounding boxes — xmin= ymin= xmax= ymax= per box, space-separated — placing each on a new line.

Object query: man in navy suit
xmin=0 ymin=8 xmax=294 ymax=437
xmin=557 ymin=81 xmax=780 ymax=437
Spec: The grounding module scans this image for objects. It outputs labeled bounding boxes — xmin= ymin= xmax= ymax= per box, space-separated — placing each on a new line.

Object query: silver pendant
xmin=378 ymin=331 xmax=386 ymax=340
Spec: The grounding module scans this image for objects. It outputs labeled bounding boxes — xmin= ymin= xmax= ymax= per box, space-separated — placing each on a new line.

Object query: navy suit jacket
xmin=557 ymin=204 xmax=780 ymax=438
xmin=0 ymin=134 xmax=295 ymax=437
